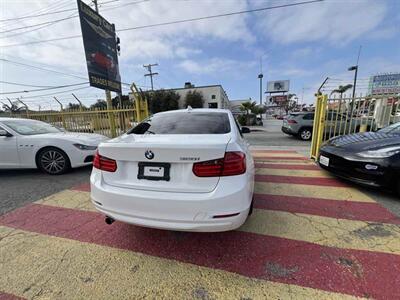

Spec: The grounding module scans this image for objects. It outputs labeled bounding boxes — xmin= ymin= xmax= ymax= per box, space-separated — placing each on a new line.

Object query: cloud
xmin=257 ymin=0 xmax=387 ymax=44
xmin=179 ymin=58 xmax=256 ymax=76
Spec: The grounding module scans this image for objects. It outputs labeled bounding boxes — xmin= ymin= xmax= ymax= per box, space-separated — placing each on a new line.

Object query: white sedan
xmin=0 ymin=118 xmax=108 ymax=175
xmin=90 ymin=108 xmax=255 ymax=232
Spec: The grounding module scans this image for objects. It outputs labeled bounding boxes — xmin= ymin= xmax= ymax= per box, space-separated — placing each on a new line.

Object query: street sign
xmin=266 ymin=80 xmax=290 ymax=93
xmin=77 ymin=0 xmax=121 ymax=93
xmin=369 ymin=73 xmax=400 ymax=95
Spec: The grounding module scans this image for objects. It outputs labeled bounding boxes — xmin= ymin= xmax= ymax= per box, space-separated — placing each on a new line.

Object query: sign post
xmin=77 ymin=0 xmax=120 ymax=137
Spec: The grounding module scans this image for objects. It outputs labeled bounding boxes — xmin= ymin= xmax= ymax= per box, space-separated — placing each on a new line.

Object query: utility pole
xmin=143 ymin=63 xmax=158 ymax=90
xmin=348 ymin=46 xmax=361 ymax=114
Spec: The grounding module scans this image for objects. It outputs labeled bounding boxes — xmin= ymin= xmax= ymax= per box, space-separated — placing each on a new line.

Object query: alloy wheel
xmin=301 ymin=130 xmax=312 ymax=140
xmin=40 ymin=150 xmax=67 ymax=174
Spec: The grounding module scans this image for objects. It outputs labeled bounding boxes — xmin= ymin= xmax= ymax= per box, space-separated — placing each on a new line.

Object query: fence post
xmin=53 ymin=97 xmax=66 ymax=129
xmin=106 ymin=90 xmax=117 ymax=138
xmin=310 ymin=94 xmax=327 ymax=160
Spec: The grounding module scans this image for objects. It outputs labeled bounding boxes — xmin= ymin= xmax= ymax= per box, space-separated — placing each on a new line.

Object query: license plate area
xmin=319 ymin=155 xmax=329 ymax=167
xmin=138 ymin=162 xmax=171 ymax=181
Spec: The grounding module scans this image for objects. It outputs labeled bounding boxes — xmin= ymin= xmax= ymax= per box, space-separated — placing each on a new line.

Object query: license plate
xmin=144 ymin=166 xmax=164 ymax=177
xmin=138 ymin=162 xmax=171 ymax=181
xmin=319 ymin=155 xmax=329 ymax=167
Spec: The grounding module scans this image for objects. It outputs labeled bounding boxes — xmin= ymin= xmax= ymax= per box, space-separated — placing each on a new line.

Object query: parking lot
xmin=1 ymin=136 xmax=400 ymax=299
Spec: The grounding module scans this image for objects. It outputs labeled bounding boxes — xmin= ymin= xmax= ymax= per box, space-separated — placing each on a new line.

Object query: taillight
xmin=93 ymin=151 xmax=117 ymax=172
xmin=287 ymin=119 xmax=297 ymax=124
xmin=193 ymin=151 xmax=246 ymax=177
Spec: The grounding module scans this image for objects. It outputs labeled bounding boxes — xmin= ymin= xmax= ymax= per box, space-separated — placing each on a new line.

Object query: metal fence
xmin=311 ymin=93 xmax=400 ymax=160
xmin=2 ymin=105 xmax=148 ymax=138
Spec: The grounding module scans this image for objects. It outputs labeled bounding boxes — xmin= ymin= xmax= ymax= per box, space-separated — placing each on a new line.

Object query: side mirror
xmin=241 ymin=127 xmax=251 ymax=134
xmin=0 ymin=129 xmax=12 ymax=137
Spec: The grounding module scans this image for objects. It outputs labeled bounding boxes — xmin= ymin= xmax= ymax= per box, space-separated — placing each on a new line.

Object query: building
xmin=168 ymin=82 xmax=230 ymax=109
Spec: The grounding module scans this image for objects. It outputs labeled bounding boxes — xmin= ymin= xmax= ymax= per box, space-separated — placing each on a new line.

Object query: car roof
xmin=0 ymin=117 xmax=40 ymax=122
xmin=156 ymin=108 xmax=231 ymax=116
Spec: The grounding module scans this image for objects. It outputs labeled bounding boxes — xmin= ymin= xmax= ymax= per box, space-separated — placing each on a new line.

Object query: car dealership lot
xmin=1 ymin=149 xmax=400 ymax=299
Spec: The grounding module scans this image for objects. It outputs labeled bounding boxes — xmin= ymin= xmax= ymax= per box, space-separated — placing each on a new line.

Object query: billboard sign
xmin=270 ymin=95 xmax=288 ymax=103
xmin=77 ymin=0 xmax=121 ymax=93
xmin=370 ymin=73 xmax=400 ymax=95
xmin=267 ymin=80 xmax=290 ymax=93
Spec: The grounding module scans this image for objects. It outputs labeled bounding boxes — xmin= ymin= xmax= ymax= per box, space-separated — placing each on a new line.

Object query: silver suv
xmin=282 ymin=112 xmax=314 ymax=141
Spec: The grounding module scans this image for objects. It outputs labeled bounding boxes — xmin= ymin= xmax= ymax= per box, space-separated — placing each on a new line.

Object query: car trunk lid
xmin=99 ymin=133 xmax=231 ymax=193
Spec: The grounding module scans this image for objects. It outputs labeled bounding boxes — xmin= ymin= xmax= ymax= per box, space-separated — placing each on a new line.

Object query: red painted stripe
xmin=1 ymin=204 xmax=399 ymax=299
xmin=251 ymin=150 xmax=298 ymax=154
xmin=255 ymin=163 xmax=320 ymax=170
xmin=254 ymin=156 xmax=308 ymax=161
xmin=254 ymin=194 xmax=400 ymax=225
xmin=255 ymin=174 xmax=348 ymax=187
xmin=0 ymin=292 xmax=25 ymax=300
xmin=71 ymin=182 xmax=90 ymax=192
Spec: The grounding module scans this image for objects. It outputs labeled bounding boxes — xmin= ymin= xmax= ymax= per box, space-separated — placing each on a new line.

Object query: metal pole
xmin=350 ymin=66 xmax=358 ymax=113
xmin=72 ymin=93 xmax=83 ymax=111
xmin=258 ymin=73 xmax=264 ymax=105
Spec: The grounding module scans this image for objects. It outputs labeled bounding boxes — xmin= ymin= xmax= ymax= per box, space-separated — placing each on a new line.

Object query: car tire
xmin=36 ymin=147 xmax=71 ymax=175
xmin=298 ymin=128 xmax=312 ymax=141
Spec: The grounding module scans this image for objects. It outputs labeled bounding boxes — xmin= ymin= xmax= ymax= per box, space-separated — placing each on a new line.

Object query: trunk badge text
xmin=145 ymin=150 xmax=154 ymax=160
xmin=180 ymin=157 xmax=200 ymax=161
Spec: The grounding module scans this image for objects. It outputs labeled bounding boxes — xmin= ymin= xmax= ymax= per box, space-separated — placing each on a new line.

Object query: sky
xmin=1 ymin=0 xmax=400 ymax=110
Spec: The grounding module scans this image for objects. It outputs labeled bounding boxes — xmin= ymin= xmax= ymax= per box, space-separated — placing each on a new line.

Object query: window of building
xmin=211 ymin=94 xmax=216 ymax=99
xmin=208 ymin=103 xmax=218 ymax=108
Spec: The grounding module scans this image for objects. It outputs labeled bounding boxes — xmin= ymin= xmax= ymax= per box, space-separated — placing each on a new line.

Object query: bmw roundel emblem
xmin=145 ymin=150 xmax=154 ymax=160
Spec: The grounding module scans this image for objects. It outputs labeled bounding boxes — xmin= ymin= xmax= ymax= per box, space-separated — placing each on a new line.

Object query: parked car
xmin=282 ymin=112 xmax=314 ymax=141
xmin=0 ymin=118 xmax=108 ymax=174
xmin=90 ymin=108 xmax=255 ymax=232
xmin=319 ymin=122 xmax=400 ymax=194
xmin=282 ymin=111 xmax=374 ymax=141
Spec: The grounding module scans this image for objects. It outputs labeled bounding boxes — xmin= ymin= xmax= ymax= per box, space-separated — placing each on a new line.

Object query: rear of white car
xmin=90 ymin=109 xmax=254 ymax=232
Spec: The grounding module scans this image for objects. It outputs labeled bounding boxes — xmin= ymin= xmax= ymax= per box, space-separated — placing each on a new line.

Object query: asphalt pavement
xmin=0 ymin=118 xmax=398 ymax=218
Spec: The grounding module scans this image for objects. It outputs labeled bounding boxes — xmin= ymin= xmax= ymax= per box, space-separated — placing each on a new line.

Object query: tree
xmin=66 ymin=103 xmax=85 ymax=111
xmin=112 ymin=95 xmax=131 ymax=108
xmin=330 ymin=84 xmax=353 ymax=98
xmin=2 ymin=101 xmax=25 ymax=113
xmin=90 ymin=99 xmax=107 ymax=110
xmin=184 ymin=90 xmax=204 ymax=108
xmin=146 ymin=89 xmax=180 ymax=114
xmin=251 ymin=105 xmax=265 ymax=116
xmin=240 ymin=101 xmax=256 ymax=125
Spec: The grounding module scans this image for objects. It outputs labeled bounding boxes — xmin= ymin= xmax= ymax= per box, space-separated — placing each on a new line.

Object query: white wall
xmin=172 ymin=86 xmax=229 ymax=109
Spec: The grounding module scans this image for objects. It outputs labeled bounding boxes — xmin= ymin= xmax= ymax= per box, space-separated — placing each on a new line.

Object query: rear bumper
xmin=90 ymin=169 xmax=253 ymax=232
xmin=281 ymin=126 xmax=296 ymax=135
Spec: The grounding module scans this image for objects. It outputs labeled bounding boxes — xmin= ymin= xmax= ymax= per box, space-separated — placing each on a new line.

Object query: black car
xmin=319 ymin=123 xmax=400 ymax=194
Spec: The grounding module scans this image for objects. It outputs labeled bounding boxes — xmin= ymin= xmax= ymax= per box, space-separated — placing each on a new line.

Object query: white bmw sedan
xmin=91 ymin=108 xmax=255 ymax=232
xmin=0 ymin=118 xmax=108 ymax=175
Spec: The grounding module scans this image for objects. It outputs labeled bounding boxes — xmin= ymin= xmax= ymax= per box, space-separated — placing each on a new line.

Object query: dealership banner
xmin=77 ymin=0 xmax=121 ymax=93
xmin=370 ymin=73 xmax=400 ymax=95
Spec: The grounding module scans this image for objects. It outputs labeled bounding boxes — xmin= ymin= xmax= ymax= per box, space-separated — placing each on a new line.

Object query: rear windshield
xmin=128 ymin=112 xmax=231 ymax=134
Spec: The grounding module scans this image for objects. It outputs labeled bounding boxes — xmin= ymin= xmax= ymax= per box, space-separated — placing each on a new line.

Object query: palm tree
xmin=330 ymin=84 xmax=353 ymax=120
xmin=330 ymin=84 xmax=353 ymax=98
xmin=240 ymin=101 xmax=256 ymax=125
xmin=1 ymin=101 xmax=25 ymax=114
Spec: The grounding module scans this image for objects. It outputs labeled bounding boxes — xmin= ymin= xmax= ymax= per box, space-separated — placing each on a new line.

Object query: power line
xmin=0 ymin=82 xmax=89 ymax=95
xmin=0 ymin=0 xmax=148 ymax=37
xmin=0 ymin=81 xmax=60 ymax=88
xmin=1 ymin=0 xmax=323 ymax=48
xmin=2 ymin=86 xmax=92 ymax=101
xmin=0 ymin=58 xmax=89 ymax=80
xmin=0 ymin=0 xmax=147 ymax=23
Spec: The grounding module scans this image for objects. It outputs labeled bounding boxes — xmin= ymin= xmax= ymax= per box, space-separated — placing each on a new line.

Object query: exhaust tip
xmin=105 ymin=216 xmax=115 ymax=225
